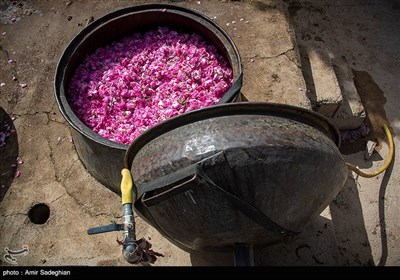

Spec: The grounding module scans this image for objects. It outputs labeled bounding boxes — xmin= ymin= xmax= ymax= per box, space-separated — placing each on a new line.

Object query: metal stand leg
xmin=234 ymin=243 xmax=254 ymax=266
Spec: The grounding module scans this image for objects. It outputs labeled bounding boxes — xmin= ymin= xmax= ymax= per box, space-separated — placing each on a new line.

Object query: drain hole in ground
xmin=28 ymin=203 xmax=50 ymax=224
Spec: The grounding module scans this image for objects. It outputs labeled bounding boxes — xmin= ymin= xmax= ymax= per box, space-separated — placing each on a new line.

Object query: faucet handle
xmin=87 ymin=223 xmax=123 ymax=235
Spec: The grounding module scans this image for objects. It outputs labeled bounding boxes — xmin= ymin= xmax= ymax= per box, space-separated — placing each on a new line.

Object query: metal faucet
xmin=87 ymin=169 xmax=163 ymax=264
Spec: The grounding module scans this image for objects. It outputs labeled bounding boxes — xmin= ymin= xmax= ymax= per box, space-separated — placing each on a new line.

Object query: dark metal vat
xmin=125 ymin=102 xmax=348 ymax=252
xmin=54 ymin=4 xmax=243 ymax=193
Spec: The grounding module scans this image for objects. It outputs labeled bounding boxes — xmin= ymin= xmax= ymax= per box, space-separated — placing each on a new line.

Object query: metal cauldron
xmin=124 ymin=102 xmax=348 ymax=253
xmin=54 ymin=4 xmax=243 ymax=194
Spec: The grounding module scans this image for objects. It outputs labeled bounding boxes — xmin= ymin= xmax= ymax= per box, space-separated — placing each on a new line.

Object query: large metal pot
xmin=125 ymin=102 xmax=348 ymax=252
xmin=54 ymin=4 xmax=243 ymax=193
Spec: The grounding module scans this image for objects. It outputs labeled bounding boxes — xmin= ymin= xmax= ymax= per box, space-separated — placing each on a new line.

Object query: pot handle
xmin=138 ymin=163 xmax=202 ymax=207
xmin=136 ymin=153 xmax=299 ymax=238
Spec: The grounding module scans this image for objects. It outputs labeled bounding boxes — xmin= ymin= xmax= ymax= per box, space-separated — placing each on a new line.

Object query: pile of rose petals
xmin=68 ymin=27 xmax=233 ymax=145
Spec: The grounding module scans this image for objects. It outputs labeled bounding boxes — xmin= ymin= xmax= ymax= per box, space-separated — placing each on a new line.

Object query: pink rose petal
xmin=17 ymin=157 xmax=24 ymax=165
xmin=68 ymin=27 xmax=233 ymax=145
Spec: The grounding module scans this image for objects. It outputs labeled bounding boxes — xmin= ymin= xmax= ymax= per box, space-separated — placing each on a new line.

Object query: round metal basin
xmin=125 ymin=102 xmax=348 ymax=252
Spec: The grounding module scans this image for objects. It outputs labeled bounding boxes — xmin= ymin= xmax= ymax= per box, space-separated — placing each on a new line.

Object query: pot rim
xmin=125 ymin=101 xmax=341 ymax=169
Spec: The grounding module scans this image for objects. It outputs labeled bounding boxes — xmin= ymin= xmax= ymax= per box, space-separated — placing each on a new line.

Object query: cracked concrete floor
xmin=0 ymin=0 xmax=399 ymax=266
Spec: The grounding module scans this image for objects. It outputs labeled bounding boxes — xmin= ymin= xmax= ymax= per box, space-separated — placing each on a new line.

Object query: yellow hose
xmin=346 ymin=124 xmax=394 ymax=178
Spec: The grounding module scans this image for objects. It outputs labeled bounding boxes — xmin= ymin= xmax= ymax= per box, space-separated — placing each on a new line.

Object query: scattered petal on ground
xmin=17 ymin=157 xmax=24 ymax=165
xmin=15 ymin=170 xmax=21 ymax=177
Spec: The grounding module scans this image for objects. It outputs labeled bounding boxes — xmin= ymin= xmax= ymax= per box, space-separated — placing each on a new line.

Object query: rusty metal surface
xmin=126 ymin=102 xmax=348 ymax=251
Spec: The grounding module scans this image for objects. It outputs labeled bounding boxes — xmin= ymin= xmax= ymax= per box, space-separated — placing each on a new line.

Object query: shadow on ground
xmin=0 ymin=106 xmax=18 ymax=202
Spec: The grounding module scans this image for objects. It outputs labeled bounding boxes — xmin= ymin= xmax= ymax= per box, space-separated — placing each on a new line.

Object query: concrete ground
xmin=0 ymin=0 xmax=399 ymax=266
